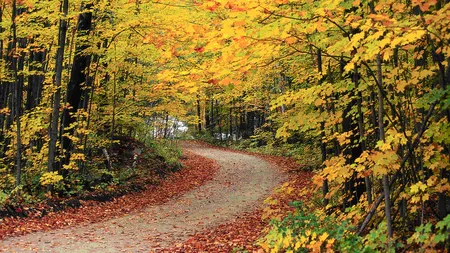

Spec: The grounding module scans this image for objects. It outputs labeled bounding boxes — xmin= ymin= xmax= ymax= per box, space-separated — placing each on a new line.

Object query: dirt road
xmin=1 ymin=142 xmax=285 ymax=252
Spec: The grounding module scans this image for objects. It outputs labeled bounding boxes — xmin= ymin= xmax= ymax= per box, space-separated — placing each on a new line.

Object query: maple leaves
xmin=184 ymin=0 xmax=450 ymax=250
xmin=162 ymin=142 xmax=312 ymax=252
xmin=0 ymin=0 xmax=449 ymax=250
xmin=0 ymin=147 xmax=220 ymax=239
xmin=39 ymin=172 xmax=63 ymax=186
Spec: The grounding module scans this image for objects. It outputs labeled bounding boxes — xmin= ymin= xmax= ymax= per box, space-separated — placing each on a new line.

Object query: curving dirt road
xmin=0 ymin=142 xmax=285 ymax=252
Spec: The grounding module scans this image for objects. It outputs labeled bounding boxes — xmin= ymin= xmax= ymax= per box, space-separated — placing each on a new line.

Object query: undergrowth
xmin=259 ymin=201 xmax=450 ymax=252
xmin=198 ymin=130 xmax=321 ymax=171
xmin=0 ymin=137 xmax=182 ymax=214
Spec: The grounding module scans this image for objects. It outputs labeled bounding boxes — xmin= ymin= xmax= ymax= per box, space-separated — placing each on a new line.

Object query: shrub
xmin=259 ymin=201 xmax=364 ymax=253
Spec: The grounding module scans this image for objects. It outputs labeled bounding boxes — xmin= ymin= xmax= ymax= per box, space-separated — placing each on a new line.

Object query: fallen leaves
xmin=0 ymin=150 xmax=219 ymax=240
xmin=1 ymin=141 xmax=312 ymax=253
xmin=158 ymin=141 xmax=313 ymax=252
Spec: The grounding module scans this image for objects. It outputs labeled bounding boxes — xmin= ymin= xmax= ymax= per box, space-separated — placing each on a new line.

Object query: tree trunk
xmin=196 ymin=97 xmax=202 ymax=133
xmin=377 ymin=54 xmax=393 ymax=239
xmin=11 ymin=0 xmax=22 ymax=187
xmin=355 ymin=64 xmax=372 ymax=205
xmin=247 ymin=111 xmax=255 ymax=137
xmin=163 ymin=111 xmax=169 ymax=138
xmin=109 ymin=67 xmax=118 ymax=143
xmin=341 ymin=56 xmax=365 ymax=208
xmin=317 ymin=49 xmax=329 ymax=206
xmin=61 ymin=4 xmax=93 ymax=166
xmin=209 ymin=99 xmax=215 ymax=136
xmin=228 ymin=106 xmax=232 ymax=140
xmin=216 ymin=100 xmax=222 ymax=140
xmin=48 ymin=0 xmax=69 ymax=181
xmin=26 ymin=48 xmax=45 ymax=110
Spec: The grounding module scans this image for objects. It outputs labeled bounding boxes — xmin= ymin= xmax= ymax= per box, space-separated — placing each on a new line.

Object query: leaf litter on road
xmin=0 ymin=150 xmax=219 ymax=240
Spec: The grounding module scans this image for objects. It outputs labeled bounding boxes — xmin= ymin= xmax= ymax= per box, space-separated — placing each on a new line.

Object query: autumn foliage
xmin=0 ymin=149 xmax=219 ymax=240
xmin=0 ymin=0 xmax=449 ymax=251
xmin=190 ymin=0 xmax=450 ymax=251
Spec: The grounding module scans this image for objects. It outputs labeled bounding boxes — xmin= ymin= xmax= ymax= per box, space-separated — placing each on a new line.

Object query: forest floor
xmin=0 ymin=141 xmax=294 ymax=252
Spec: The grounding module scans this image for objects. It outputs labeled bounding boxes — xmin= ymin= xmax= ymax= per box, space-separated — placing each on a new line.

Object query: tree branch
xmin=357 ymin=100 xmax=437 ymax=235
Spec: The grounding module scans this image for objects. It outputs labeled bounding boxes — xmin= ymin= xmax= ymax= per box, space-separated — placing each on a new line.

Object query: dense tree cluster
xmin=186 ymin=0 xmax=450 ymax=250
xmin=0 ymin=0 xmax=191 ymax=202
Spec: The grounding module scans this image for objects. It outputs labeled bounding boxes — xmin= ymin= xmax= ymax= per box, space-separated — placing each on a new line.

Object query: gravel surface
xmin=0 ymin=142 xmax=285 ymax=253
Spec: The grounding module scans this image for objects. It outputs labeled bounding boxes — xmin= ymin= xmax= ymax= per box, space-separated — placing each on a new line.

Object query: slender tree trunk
xmin=11 ymin=0 xmax=22 ymax=187
xmin=209 ymin=99 xmax=214 ymax=136
xmin=196 ymin=96 xmax=201 ymax=133
xmin=235 ymin=107 xmax=240 ymax=139
xmin=83 ymin=45 xmax=102 ymax=158
xmin=317 ymin=49 xmax=329 ymax=206
xmin=216 ymin=100 xmax=222 ymax=141
xmin=48 ymin=0 xmax=69 ymax=179
xmin=228 ymin=106 xmax=232 ymax=140
xmin=26 ymin=47 xmax=45 ymax=110
xmin=393 ymin=47 xmax=408 ymax=218
xmin=0 ymin=4 xmax=6 ymax=152
xmin=111 ymin=69 xmax=116 ymax=141
xmin=377 ymin=54 xmax=393 ymax=238
xmin=354 ymin=65 xmax=372 ymax=205
xmin=341 ymin=56 xmax=364 ymax=208
xmin=163 ymin=111 xmax=169 ymax=138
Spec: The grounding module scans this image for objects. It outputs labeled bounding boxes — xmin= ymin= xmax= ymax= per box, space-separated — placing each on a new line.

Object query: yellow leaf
xmin=379 ymin=142 xmax=391 ymax=151
xmin=411 ymin=185 xmax=419 ymax=193
xmin=295 ymin=241 xmax=302 ymax=250
xmin=396 ymin=80 xmax=408 ymax=92
xmin=344 ymin=61 xmax=355 ymax=73
xmin=319 ymin=232 xmax=329 ymax=242
xmin=71 ymin=153 xmax=85 ymax=161
xmin=314 ymin=98 xmax=325 ymax=106
xmin=419 ymin=182 xmax=427 ymax=191
xmin=411 ymin=181 xmax=427 ymax=194
xmin=40 ymin=172 xmax=63 ymax=186
xmin=350 ymin=22 xmax=360 ymax=29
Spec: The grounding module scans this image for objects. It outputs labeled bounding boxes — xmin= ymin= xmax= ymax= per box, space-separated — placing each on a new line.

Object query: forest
xmin=0 ymin=0 xmax=450 ymax=252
